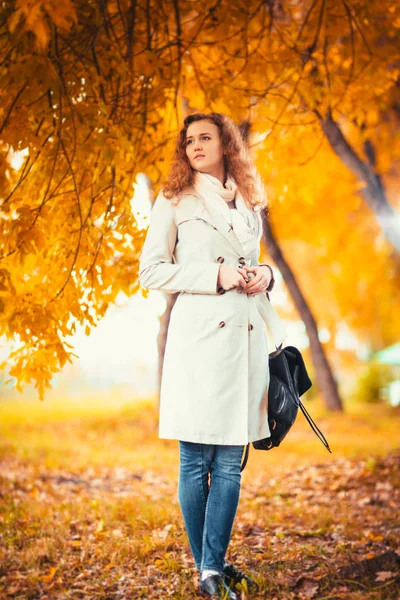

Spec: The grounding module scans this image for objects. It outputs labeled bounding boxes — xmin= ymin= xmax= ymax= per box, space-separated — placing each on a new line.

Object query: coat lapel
xmin=184 ymin=190 xmax=245 ymax=257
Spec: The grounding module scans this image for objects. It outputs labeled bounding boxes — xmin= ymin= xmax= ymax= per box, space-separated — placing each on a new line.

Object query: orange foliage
xmin=0 ymin=0 xmax=399 ymax=397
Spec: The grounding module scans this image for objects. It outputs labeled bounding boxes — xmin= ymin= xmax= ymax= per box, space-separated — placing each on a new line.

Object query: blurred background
xmin=1 ymin=2 xmax=400 ymax=598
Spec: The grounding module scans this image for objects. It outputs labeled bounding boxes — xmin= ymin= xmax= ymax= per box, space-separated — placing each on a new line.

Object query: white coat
xmin=139 ymin=187 xmax=287 ymax=445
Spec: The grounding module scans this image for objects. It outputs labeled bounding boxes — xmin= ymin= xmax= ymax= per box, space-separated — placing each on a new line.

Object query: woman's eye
xmin=186 ymin=136 xmax=210 ymax=145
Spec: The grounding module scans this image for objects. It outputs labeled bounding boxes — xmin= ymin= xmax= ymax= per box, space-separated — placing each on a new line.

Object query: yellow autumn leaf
xmin=95 ymin=518 xmax=104 ymax=533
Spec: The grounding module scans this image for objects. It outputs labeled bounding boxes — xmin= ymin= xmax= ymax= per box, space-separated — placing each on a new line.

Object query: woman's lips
xmin=194 ymin=155 xmax=205 ymax=160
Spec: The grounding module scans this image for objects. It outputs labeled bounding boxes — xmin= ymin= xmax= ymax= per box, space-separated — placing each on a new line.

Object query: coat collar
xmin=181 ymin=188 xmax=246 ymax=258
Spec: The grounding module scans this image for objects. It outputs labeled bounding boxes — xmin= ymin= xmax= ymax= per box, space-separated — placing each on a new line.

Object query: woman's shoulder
xmin=156 ymin=184 xmax=198 ymax=204
xmin=154 ymin=187 xmax=201 ymax=222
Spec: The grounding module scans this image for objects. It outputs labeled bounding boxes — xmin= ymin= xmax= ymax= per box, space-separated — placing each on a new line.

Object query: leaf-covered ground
xmin=0 ymin=397 xmax=399 ymax=599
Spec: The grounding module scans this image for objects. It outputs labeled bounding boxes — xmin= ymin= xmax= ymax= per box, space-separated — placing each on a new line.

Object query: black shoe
xmin=199 ymin=574 xmax=237 ymax=599
xmin=222 ymin=563 xmax=259 ymax=592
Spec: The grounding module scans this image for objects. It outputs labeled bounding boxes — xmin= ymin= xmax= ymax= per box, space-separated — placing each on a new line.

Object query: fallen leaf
xmin=375 ymin=570 xmax=397 ymax=582
xmin=40 ymin=566 xmax=58 ymax=583
xmin=95 ymin=518 xmax=104 ymax=533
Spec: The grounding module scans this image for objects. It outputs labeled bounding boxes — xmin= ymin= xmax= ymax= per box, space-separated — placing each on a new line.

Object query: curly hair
xmin=161 ymin=112 xmax=268 ymax=211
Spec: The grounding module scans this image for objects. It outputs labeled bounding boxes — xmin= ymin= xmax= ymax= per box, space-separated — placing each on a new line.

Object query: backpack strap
xmin=298 ymin=400 xmax=332 ymax=452
xmin=240 ymin=443 xmax=250 ymax=472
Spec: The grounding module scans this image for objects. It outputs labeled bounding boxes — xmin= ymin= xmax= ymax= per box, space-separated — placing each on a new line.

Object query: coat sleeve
xmin=139 ymin=191 xmax=221 ymax=295
xmin=249 ymin=237 xmax=275 ymax=293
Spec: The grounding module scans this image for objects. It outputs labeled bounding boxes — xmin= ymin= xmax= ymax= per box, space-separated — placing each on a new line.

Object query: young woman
xmin=139 ymin=112 xmax=286 ymax=599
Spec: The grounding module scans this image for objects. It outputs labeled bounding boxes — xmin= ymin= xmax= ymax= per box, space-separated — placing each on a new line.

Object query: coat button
xmin=219 ymin=321 xmax=225 ymax=328
xmin=217 ymin=256 xmax=225 ymax=263
xmin=248 ymin=323 xmax=253 ymax=331
xmin=238 ymin=257 xmax=246 ymax=265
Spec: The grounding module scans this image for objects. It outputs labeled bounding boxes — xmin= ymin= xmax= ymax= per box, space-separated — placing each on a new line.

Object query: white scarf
xmin=193 ymin=171 xmax=262 ymax=257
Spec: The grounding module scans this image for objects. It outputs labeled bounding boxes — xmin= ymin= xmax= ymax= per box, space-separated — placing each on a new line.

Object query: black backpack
xmin=240 ymin=345 xmax=332 ymax=471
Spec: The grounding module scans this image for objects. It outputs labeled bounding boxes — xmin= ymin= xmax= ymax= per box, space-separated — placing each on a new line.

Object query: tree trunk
xmin=263 ymin=211 xmax=343 ymax=411
xmin=316 ymin=108 xmax=400 ymax=253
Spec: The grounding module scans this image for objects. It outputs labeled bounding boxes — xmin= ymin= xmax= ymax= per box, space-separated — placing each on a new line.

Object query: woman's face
xmin=185 ymin=120 xmax=224 ymax=175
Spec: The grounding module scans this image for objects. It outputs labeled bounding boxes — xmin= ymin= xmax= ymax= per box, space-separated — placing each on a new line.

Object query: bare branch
xmin=0 ymin=81 xmax=27 ymax=134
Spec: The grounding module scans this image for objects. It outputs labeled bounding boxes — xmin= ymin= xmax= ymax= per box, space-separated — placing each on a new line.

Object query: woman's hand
xmin=217 ymin=265 xmax=249 ymax=291
xmin=242 ymin=265 xmax=273 ymax=296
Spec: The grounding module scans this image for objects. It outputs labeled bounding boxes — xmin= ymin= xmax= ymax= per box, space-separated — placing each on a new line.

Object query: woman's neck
xmin=199 ymin=165 xmax=226 ymax=186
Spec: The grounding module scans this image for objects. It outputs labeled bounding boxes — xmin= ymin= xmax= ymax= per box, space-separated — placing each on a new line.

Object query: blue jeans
xmin=177 ymin=441 xmax=244 ymax=573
